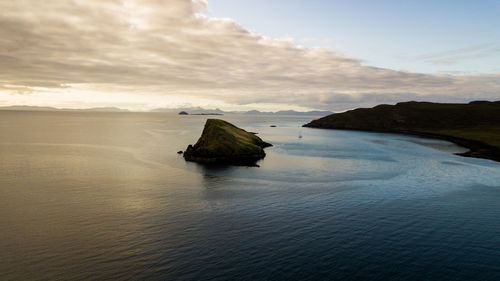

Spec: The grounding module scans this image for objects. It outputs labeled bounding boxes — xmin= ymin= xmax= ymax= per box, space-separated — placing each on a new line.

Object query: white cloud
xmin=0 ymin=0 xmax=499 ymax=111
xmin=417 ymin=43 xmax=500 ymax=65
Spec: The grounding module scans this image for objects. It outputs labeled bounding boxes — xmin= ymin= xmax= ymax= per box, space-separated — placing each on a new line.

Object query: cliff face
xmin=304 ymin=101 xmax=500 ymax=162
xmin=184 ymin=119 xmax=272 ymax=165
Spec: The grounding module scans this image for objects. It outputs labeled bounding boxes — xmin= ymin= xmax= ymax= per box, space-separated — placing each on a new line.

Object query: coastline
xmin=303 ymin=125 xmax=500 ymax=162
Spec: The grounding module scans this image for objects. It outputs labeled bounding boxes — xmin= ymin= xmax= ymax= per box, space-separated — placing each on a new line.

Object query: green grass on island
xmin=304 ymin=101 xmax=500 ymax=162
xmin=184 ymin=119 xmax=272 ymax=165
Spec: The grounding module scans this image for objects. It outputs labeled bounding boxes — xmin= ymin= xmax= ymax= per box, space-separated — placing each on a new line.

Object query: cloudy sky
xmin=1 ymin=0 xmax=499 ymax=111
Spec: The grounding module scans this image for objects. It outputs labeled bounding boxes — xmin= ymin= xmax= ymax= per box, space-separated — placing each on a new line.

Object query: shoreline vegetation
xmin=304 ymin=101 xmax=500 ymax=162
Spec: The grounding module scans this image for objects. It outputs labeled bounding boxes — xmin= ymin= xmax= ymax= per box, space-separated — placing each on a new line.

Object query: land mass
xmin=304 ymin=101 xmax=500 ymax=162
xmin=153 ymin=107 xmax=333 ymax=116
xmin=242 ymin=109 xmax=334 ymax=116
xmin=1 ymin=105 xmax=332 ymax=116
xmin=184 ymin=119 xmax=272 ymax=166
xmin=0 ymin=106 xmax=129 ymax=112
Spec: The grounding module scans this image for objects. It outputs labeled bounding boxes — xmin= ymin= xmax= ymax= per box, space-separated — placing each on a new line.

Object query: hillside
xmin=304 ymin=101 xmax=500 ymax=161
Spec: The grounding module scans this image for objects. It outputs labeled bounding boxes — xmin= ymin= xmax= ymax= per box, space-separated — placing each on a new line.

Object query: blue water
xmin=0 ymin=112 xmax=499 ymax=280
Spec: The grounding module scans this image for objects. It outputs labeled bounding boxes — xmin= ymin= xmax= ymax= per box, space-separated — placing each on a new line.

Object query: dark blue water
xmin=0 ymin=111 xmax=499 ymax=280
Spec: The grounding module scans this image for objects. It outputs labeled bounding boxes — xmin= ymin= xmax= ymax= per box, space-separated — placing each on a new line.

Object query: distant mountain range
xmin=242 ymin=109 xmax=334 ymax=116
xmin=0 ymin=106 xmax=129 ymax=112
xmin=151 ymin=107 xmax=334 ymax=116
xmin=150 ymin=107 xmax=226 ymax=114
xmin=1 ymin=105 xmax=333 ymax=116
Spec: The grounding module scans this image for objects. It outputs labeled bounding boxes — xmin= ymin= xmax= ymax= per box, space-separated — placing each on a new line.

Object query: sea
xmin=0 ymin=111 xmax=499 ymax=280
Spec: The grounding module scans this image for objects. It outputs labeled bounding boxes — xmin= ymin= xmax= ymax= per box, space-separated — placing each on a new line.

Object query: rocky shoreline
xmin=304 ymin=101 xmax=500 ymax=162
xmin=304 ymin=125 xmax=500 ymax=162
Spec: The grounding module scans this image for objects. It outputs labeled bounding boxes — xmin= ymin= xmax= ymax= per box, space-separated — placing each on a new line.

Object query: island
xmin=190 ymin=113 xmax=223 ymax=116
xmin=304 ymin=101 xmax=500 ymax=162
xmin=177 ymin=111 xmax=222 ymax=115
xmin=183 ymin=119 xmax=272 ymax=166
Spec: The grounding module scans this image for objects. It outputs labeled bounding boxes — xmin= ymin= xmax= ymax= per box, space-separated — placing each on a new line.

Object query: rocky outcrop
xmin=184 ymin=119 xmax=272 ymax=165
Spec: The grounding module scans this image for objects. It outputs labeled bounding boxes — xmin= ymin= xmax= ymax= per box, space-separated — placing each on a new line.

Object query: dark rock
xmin=178 ymin=111 xmax=188 ymax=115
xmin=184 ymin=119 xmax=272 ymax=166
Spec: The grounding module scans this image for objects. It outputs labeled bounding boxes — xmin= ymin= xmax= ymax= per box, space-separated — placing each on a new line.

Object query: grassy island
xmin=304 ymin=101 xmax=500 ymax=162
xmin=184 ymin=119 xmax=272 ymax=165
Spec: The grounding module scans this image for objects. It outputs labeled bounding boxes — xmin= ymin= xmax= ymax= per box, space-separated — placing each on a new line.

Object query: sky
xmin=0 ymin=0 xmax=499 ymax=111
xmin=208 ymin=0 xmax=500 ymax=74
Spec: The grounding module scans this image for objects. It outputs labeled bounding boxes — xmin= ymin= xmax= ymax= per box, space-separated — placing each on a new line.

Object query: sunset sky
xmin=1 ymin=0 xmax=499 ymax=111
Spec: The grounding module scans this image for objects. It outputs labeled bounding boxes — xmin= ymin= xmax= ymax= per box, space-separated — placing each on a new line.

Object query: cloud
xmin=298 ymin=37 xmax=335 ymax=45
xmin=0 ymin=0 xmax=499 ymax=111
xmin=417 ymin=43 xmax=500 ymax=65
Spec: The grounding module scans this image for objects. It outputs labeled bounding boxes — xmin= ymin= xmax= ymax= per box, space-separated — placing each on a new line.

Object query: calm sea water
xmin=0 ymin=111 xmax=499 ymax=280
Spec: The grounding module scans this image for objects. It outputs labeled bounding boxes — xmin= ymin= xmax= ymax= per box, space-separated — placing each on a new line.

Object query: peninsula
xmin=304 ymin=101 xmax=500 ymax=162
xmin=184 ymin=119 xmax=272 ymax=166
